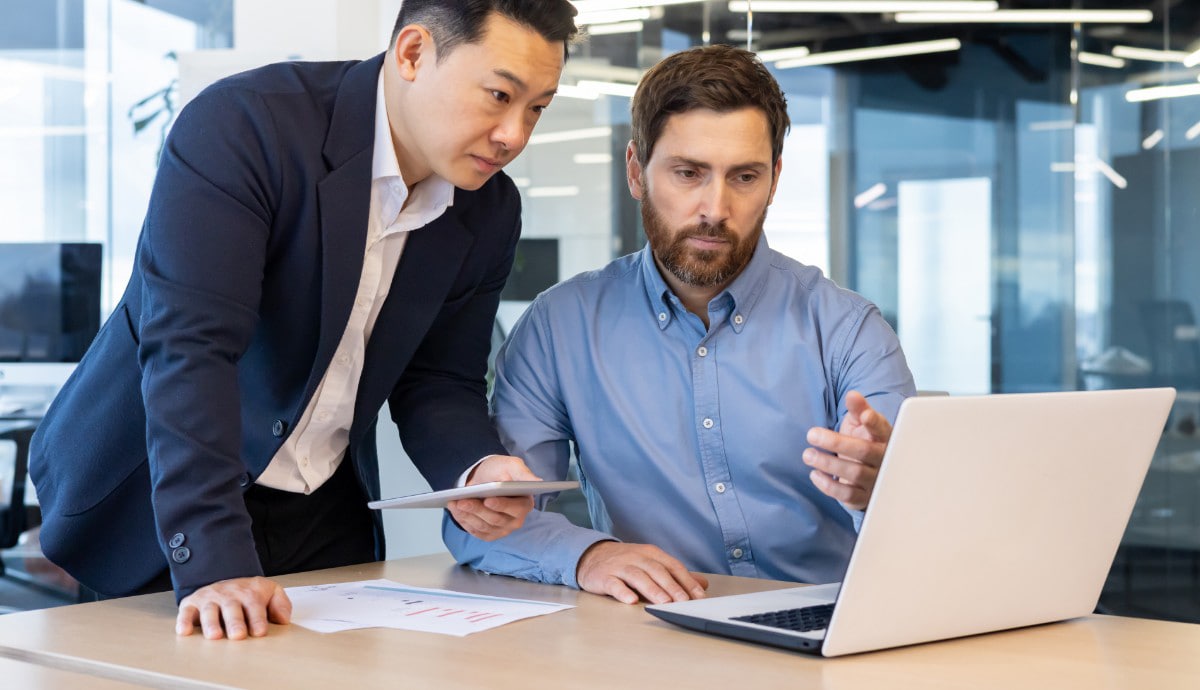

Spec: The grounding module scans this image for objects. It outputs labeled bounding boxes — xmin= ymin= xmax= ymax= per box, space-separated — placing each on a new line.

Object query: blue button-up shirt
xmin=443 ymin=235 xmax=915 ymax=588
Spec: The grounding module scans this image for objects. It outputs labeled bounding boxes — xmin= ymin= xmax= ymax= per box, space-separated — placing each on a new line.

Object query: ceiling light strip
xmin=775 ymin=38 xmax=961 ymax=69
xmin=894 ymin=10 xmax=1153 ymax=24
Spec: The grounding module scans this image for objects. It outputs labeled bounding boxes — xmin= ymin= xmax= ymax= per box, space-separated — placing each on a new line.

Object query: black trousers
xmin=82 ymin=459 xmax=376 ymax=601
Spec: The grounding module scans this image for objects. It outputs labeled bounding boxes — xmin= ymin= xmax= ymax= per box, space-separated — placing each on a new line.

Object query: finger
xmin=807 ymin=428 xmax=880 ymax=467
xmin=220 ymin=601 xmax=249 ymax=641
xmin=809 ymin=469 xmax=867 ymax=508
xmin=691 ymin=572 xmax=710 ymax=590
xmin=267 ymin=587 xmax=292 ymax=625
xmin=642 ymin=560 xmax=697 ymax=602
xmin=449 ymin=506 xmax=502 ymax=539
xmin=176 ymin=604 xmax=198 ymax=636
xmin=481 ymin=495 xmax=534 ymax=517
xmin=843 ymin=392 xmax=892 ymax=442
xmin=855 ymin=404 xmax=892 ymax=443
xmin=199 ymin=601 xmax=225 ymax=640
xmin=243 ymin=597 xmax=271 ymax=637
xmin=803 ymin=447 xmax=876 ymax=487
xmin=844 ymin=390 xmax=869 ymax=418
xmin=615 ymin=565 xmax=674 ymax=605
xmin=602 ymin=576 xmax=641 ymax=605
xmin=656 ymin=555 xmax=707 ymax=600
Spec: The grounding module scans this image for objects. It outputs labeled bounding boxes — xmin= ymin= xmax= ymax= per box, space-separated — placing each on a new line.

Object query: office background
xmin=1 ymin=0 xmax=1198 ymax=622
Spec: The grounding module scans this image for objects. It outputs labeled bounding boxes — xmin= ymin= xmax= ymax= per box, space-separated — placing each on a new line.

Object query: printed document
xmin=286 ymin=579 xmax=573 ymax=636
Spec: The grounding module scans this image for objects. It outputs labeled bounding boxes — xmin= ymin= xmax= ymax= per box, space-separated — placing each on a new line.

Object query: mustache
xmin=679 ymin=221 xmax=731 ymax=240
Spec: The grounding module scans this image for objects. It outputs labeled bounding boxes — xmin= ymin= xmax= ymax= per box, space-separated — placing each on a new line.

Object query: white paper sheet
xmin=286 ymin=579 xmax=573 ymax=636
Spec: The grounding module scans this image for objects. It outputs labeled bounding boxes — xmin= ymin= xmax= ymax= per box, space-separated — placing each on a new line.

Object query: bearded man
xmin=444 ymin=44 xmax=915 ymax=604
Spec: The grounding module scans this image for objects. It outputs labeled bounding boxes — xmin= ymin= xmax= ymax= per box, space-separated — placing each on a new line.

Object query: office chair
xmin=0 ymin=424 xmax=38 ymax=576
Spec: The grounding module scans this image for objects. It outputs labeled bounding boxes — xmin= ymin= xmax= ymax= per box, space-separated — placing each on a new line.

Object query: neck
xmin=653 ymin=256 xmax=728 ymax=329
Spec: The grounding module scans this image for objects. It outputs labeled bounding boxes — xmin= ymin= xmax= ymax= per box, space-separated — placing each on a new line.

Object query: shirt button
xmin=317 ymin=411 xmax=331 ymax=422
xmin=658 ymin=312 xmax=667 ymax=322
xmin=168 ymin=533 xmax=185 ymax=548
xmin=731 ymin=548 xmax=744 ymax=559
xmin=301 ymin=457 xmax=310 ymax=467
xmin=702 ymin=418 xmax=714 ymax=429
xmin=733 ymin=314 xmax=744 ymax=325
xmin=172 ymin=546 xmax=191 ymax=564
xmin=714 ymin=482 xmax=726 ymax=493
xmin=697 ymin=346 xmax=708 ymax=357
xmin=337 ymin=354 xmax=350 ymax=366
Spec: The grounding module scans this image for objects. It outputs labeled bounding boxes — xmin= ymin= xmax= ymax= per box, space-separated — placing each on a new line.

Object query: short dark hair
xmin=631 ymin=45 xmax=790 ymax=168
xmin=391 ymin=0 xmax=579 ymax=62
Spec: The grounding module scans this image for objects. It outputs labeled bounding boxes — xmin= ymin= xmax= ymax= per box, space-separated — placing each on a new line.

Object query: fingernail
xmin=802 ymin=449 xmax=814 ymax=464
xmin=692 ymin=588 xmax=706 ymax=598
xmin=807 ymin=428 xmax=822 ymax=444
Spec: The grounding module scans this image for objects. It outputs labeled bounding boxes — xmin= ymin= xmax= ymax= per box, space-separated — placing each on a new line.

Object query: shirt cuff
xmin=455 ymin=455 xmax=495 ymax=487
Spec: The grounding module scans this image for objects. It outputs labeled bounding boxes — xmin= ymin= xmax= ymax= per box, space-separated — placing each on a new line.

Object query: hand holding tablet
xmin=368 ymin=480 xmax=580 ymax=510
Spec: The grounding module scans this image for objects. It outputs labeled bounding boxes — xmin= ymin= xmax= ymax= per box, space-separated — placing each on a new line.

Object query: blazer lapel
xmin=299 ymin=55 xmax=382 ymax=409
xmin=352 ymin=210 xmax=476 ymax=431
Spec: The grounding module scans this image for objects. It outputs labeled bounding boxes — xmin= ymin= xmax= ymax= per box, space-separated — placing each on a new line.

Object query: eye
xmin=736 ymin=173 xmax=758 ymax=184
xmin=676 ymin=168 xmax=698 ymax=179
xmin=490 ymin=90 xmax=510 ymax=104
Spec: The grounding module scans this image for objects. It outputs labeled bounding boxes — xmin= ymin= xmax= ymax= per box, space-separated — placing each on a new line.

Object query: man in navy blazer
xmin=29 ymin=0 xmax=578 ymax=640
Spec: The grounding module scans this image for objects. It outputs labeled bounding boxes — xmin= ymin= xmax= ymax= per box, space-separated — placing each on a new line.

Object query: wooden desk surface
xmin=0 ymin=655 xmax=141 ymax=689
xmin=0 ymin=553 xmax=1198 ymax=689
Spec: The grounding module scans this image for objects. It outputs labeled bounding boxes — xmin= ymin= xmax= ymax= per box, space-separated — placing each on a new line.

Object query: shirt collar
xmin=372 ymin=69 xmax=454 ymax=232
xmin=639 ymin=232 xmax=773 ymax=333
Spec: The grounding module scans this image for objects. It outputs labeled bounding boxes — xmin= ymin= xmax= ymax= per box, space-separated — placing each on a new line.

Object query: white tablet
xmin=367 ymin=480 xmax=580 ymax=509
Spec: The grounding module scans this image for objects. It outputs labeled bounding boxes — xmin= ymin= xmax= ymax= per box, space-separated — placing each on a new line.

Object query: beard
xmin=641 ymin=189 xmax=766 ymax=289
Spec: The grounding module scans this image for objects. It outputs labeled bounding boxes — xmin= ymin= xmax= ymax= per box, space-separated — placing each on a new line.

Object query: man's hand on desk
xmin=447 ymin=454 xmax=540 ymax=541
xmin=576 ymin=541 xmax=709 ymax=605
xmin=176 ymin=576 xmax=291 ymax=640
xmin=803 ymin=390 xmax=893 ymax=511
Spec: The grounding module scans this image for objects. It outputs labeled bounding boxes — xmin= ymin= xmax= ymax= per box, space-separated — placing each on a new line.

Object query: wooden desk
xmin=0 ymin=656 xmax=139 ymax=689
xmin=0 ymin=553 xmax=1198 ymax=689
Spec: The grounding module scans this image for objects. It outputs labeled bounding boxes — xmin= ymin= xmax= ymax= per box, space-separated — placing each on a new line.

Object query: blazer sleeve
xmin=137 ymin=84 xmax=281 ymax=597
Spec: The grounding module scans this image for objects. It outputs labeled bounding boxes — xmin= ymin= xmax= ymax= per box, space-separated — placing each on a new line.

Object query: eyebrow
xmin=493 ymin=68 xmax=558 ymax=99
xmin=667 ymin=156 xmax=771 ymax=172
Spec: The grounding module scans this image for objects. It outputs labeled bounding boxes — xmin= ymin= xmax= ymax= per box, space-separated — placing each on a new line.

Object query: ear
xmin=626 ymin=141 xmax=645 ymax=201
xmin=391 ymin=24 xmax=434 ymax=82
xmin=766 ymin=156 xmax=783 ymax=206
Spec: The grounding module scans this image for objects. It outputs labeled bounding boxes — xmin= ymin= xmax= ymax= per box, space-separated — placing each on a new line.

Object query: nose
xmin=699 ymin=178 xmax=732 ymax=226
xmin=491 ymin=109 xmax=528 ymax=155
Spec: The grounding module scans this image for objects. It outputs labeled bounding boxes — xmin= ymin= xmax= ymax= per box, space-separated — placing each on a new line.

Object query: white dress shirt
xmin=256 ymin=70 xmax=454 ymax=494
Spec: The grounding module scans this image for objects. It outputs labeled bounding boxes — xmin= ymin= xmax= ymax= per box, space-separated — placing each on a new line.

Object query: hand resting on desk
xmin=176 ymin=576 xmax=291 ymax=640
xmin=576 ymin=541 xmax=709 ymax=605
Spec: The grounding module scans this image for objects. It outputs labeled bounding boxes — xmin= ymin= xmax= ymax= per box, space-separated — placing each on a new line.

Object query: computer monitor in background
xmin=0 ymin=243 xmax=102 ymax=390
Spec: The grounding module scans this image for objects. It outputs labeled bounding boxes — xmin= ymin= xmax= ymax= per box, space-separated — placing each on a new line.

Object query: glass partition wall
xmin=3 ymin=0 xmax=1198 ymax=621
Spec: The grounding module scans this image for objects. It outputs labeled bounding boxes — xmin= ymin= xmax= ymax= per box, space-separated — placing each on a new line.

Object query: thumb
xmin=506 ymin=458 xmax=543 ymax=482
xmin=267 ymin=586 xmax=293 ymax=624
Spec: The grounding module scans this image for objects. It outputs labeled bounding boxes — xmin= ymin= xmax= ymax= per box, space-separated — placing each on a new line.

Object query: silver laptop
xmin=646 ymin=388 xmax=1176 ymax=657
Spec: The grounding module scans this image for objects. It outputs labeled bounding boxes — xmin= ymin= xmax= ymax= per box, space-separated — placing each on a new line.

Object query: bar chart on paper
xmin=286 ymin=579 xmax=573 ymax=636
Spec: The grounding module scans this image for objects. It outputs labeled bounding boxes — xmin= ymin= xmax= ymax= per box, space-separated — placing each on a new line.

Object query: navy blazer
xmin=29 ymin=54 xmax=515 ymax=597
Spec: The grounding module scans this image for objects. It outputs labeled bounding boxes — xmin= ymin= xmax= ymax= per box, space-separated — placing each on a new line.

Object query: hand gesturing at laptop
xmin=802 ymin=391 xmax=892 ymax=511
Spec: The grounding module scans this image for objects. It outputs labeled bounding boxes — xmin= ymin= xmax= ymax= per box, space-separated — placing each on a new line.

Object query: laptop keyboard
xmin=732 ymin=603 xmax=835 ymax=633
